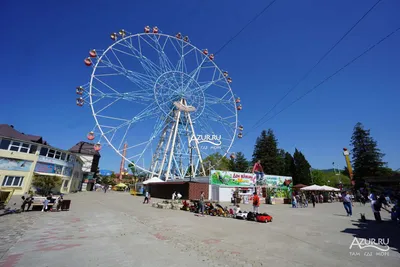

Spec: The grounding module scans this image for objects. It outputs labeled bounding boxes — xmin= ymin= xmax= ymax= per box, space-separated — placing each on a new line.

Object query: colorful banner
xmin=262 ymin=175 xmax=293 ymax=187
xmin=261 ymin=175 xmax=293 ymax=198
xmin=34 ymin=162 xmax=63 ymax=175
xmin=38 ymin=155 xmax=73 ymax=168
xmin=210 ymin=170 xmax=256 ymax=187
xmin=0 ymin=157 xmax=33 ymax=172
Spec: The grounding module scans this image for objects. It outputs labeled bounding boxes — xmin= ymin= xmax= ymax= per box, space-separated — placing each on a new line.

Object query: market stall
xmin=209 ymin=170 xmax=256 ymax=202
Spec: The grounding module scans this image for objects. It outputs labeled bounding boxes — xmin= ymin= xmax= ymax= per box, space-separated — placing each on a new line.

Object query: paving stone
xmin=0 ymin=191 xmax=398 ymax=267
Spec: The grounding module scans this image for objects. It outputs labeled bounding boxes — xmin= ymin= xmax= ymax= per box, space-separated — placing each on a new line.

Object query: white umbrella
xmin=143 ymin=177 xmax=165 ymax=184
xmin=320 ymin=185 xmax=340 ymax=191
xmin=300 ymin=184 xmax=323 ymax=191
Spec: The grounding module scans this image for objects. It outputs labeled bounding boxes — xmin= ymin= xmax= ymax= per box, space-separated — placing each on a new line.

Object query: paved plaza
xmin=0 ymin=192 xmax=399 ymax=267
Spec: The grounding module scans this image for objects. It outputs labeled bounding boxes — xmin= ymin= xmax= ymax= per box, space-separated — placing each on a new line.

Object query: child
xmin=42 ymin=198 xmax=49 ymax=212
xmin=234 ymin=204 xmax=241 ymax=214
xmin=292 ymin=195 xmax=297 ymax=208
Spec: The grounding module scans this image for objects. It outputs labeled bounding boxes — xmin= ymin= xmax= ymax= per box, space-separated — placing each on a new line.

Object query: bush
xmin=32 ymin=175 xmax=62 ymax=196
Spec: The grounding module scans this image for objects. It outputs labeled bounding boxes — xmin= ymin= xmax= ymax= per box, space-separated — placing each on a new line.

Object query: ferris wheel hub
xmin=154 ymin=71 xmax=205 ymax=120
xmin=173 ymin=100 xmax=196 ymax=112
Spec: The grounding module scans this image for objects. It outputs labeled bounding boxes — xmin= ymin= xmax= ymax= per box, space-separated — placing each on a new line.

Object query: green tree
xmin=350 ymin=122 xmax=387 ymax=185
xmin=252 ymin=130 xmax=268 ymax=164
xmin=276 ymin=149 xmax=286 ymax=176
xmin=32 ymin=174 xmax=62 ymax=196
xmin=283 ymin=152 xmax=295 ymax=177
xmin=252 ymin=129 xmax=281 ymax=175
xmin=228 ymin=156 xmax=236 ymax=172
xmin=311 ymin=169 xmax=351 ymax=186
xmin=228 ymin=152 xmax=249 ymax=172
xmin=203 ymin=152 xmax=230 ymax=175
xmin=235 ymin=152 xmax=249 ymax=172
xmin=311 ymin=169 xmax=325 ymax=185
xmin=128 ymin=162 xmax=136 ymax=175
xmin=293 ymin=148 xmax=311 ymax=185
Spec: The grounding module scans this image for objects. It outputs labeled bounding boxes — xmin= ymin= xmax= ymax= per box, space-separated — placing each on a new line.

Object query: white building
xmin=68 ymin=141 xmax=101 ymax=191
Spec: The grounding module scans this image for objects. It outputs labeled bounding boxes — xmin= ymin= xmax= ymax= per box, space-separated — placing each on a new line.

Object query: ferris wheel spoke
xmin=93 ymin=98 xmax=121 ymax=115
xmin=100 ymin=103 xmax=160 ymax=137
xmin=91 ymin=91 xmax=153 ymax=103
xmin=148 ymin=35 xmax=176 ymax=72
xmin=92 ymin=77 xmax=153 ymax=103
xmin=205 ymin=93 xmax=234 ymax=105
xmin=188 ymin=57 xmax=208 ymax=78
xmin=137 ymin=36 xmax=164 ymax=77
xmin=196 ymin=77 xmax=227 ymax=92
xmin=119 ymin=37 xmax=162 ymax=78
xmin=133 ymin=114 xmax=168 ymax=164
xmin=96 ymin=115 xmax=130 ymax=122
xmin=118 ymin=103 xmax=165 ymax=153
xmin=110 ymin=47 xmax=127 ymax=70
xmin=97 ymin=58 xmax=155 ymax=92
xmin=202 ymin=107 xmax=236 ymax=133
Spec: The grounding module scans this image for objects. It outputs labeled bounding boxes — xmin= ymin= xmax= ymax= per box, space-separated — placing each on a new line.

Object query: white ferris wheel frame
xmin=88 ymin=31 xmax=239 ymax=178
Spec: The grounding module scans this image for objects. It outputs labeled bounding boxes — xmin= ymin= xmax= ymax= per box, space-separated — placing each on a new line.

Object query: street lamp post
xmin=189 ymin=146 xmax=194 ymax=182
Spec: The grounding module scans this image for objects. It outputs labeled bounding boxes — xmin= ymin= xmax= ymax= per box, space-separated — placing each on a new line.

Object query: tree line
xmin=204 ymin=129 xmax=314 ymax=185
xmin=204 ymin=122 xmax=397 ymax=187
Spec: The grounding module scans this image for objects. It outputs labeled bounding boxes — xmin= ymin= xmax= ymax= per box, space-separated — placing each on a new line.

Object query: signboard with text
xmin=210 ymin=170 xmax=256 ymax=187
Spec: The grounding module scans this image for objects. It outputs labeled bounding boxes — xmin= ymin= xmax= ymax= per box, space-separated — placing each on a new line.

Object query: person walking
xmin=198 ymin=191 xmax=205 ymax=216
xmin=252 ymin=160 xmax=264 ymax=185
xmin=143 ymin=191 xmax=150 ymax=204
xmin=233 ymin=189 xmax=239 ymax=205
xmin=311 ymin=193 xmax=316 ymax=208
xmin=252 ymin=192 xmax=260 ymax=213
xmin=343 ymin=191 xmax=353 ymax=216
xmin=371 ymin=195 xmax=382 ymax=222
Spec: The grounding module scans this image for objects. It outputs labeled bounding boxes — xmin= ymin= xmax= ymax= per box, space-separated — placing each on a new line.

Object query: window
xmin=0 ymin=139 xmax=11 ymax=150
xmin=66 ymin=154 xmax=70 ymax=161
xmin=63 ymin=180 xmax=69 ymax=188
xmin=2 ymin=176 xmax=24 ymax=187
xmin=61 ymin=153 xmax=66 ymax=161
xmin=3 ymin=140 xmax=36 ymax=154
xmin=47 ymin=149 xmax=55 ymax=158
xmin=9 ymin=141 xmax=21 ymax=151
xmin=29 ymin=145 xmax=37 ymax=154
xmin=55 ymin=151 xmax=61 ymax=159
xmin=40 ymin=147 xmax=48 ymax=156
xmin=20 ymin=143 xmax=30 ymax=153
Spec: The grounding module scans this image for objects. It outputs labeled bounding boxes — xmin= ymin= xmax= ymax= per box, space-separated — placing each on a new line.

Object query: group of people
xmin=21 ymin=192 xmax=64 ymax=212
xmin=21 ymin=194 xmax=34 ymax=212
xmin=172 ymin=191 xmax=182 ymax=200
xmin=41 ymin=193 xmax=64 ymax=212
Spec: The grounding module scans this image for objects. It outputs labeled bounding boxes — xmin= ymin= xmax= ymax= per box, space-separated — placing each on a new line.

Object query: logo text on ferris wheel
xmin=190 ymin=134 xmax=222 ymax=147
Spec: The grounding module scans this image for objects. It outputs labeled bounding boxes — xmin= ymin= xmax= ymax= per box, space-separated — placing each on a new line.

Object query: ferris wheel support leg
xmin=165 ymin=109 xmax=181 ymax=181
xmin=186 ymin=111 xmax=206 ymax=176
xmin=157 ymin=116 xmax=176 ymax=179
xmin=150 ymin=127 xmax=168 ymax=175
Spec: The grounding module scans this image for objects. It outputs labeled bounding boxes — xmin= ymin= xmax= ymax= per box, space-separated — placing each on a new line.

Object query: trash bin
xmin=61 ymin=200 xmax=71 ymax=211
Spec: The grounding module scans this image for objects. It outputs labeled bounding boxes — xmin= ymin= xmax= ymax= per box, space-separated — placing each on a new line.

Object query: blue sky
xmin=1 ymin=0 xmax=399 ymax=172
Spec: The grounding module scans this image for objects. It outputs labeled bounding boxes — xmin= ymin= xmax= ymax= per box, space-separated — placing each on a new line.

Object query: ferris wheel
xmin=76 ymin=26 xmax=243 ymax=180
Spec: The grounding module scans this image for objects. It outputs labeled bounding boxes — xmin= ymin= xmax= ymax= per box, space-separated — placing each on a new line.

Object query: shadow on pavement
xmin=341 ymin=218 xmax=400 ymax=254
xmin=333 ymin=214 xmax=348 ymax=217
